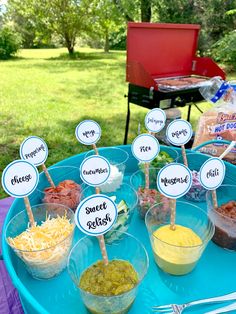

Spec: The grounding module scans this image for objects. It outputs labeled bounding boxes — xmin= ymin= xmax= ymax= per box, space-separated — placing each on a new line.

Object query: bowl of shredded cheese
xmin=5 ymin=203 xmax=75 ymax=280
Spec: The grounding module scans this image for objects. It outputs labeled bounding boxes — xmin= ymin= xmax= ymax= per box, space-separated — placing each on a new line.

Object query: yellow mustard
xmin=152 ymin=225 xmax=203 ymax=275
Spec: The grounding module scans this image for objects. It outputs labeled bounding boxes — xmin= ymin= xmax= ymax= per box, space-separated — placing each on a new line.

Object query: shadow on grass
xmin=9 ymin=55 xmax=126 ymax=74
xmin=0 ymin=55 xmax=26 ymax=62
xmin=48 ymin=50 xmax=125 ymax=61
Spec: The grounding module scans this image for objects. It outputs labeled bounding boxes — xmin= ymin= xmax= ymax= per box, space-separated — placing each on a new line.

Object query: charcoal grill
xmin=124 ymin=22 xmax=226 ymax=144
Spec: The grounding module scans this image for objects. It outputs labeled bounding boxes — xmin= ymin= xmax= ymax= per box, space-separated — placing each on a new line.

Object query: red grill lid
xmin=127 ymin=22 xmax=200 ymax=78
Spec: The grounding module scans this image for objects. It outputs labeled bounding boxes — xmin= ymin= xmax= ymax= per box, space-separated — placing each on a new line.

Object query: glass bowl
xmin=82 ymin=183 xmax=138 ymax=243
xmin=67 ymin=232 xmax=149 ymax=314
xmin=85 ymin=147 xmax=129 ymax=193
xmin=128 ymin=146 xmax=179 ymax=174
xmin=130 ymin=167 xmax=169 ymax=219
xmin=146 ymin=146 xmax=179 ymax=168
xmin=207 ymin=185 xmax=236 ymax=250
xmin=38 ymin=166 xmax=82 ymax=212
xmin=145 ymin=201 xmax=214 ymax=275
xmin=5 ymin=203 xmax=75 ymax=280
xmin=176 ymin=153 xmax=207 ymax=202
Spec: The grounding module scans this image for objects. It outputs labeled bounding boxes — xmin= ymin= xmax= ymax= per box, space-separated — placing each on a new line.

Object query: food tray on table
xmin=2 ymin=145 xmax=236 ymax=314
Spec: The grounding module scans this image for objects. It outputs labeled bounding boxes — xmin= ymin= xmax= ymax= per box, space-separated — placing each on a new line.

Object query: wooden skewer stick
xmin=211 ymin=190 xmax=218 ymax=209
xmin=211 ymin=141 xmax=236 ymax=209
xmin=23 ymin=196 xmax=35 ymax=227
xmin=92 ymin=143 xmax=109 ymax=265
xmin=170 ymin=199 xmax=176 ymax=231
xmin=95 ymin=186 xmax=109 ymax=265
xmin=42 ymin=163 xmax=56 ymax=189
xmin=98 ymin=234 xmax=109 ymax=266
xmin=145 ymin=162 xmax=150 ymax=190
xmin=92 ymin=144 xmax=99 ymax=156
xmin=181 ymin=145 xmax=188 ymax=167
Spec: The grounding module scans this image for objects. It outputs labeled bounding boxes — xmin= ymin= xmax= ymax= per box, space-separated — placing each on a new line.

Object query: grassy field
xmin=0 ymin=47 xmax=232 ymax=198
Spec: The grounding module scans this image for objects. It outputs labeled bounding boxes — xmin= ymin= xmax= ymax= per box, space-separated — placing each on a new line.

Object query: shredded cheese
xmin=8 ymin=215 xmax=74 ymax=279
xmin=8 ymin=215 xmax=74 ymax=252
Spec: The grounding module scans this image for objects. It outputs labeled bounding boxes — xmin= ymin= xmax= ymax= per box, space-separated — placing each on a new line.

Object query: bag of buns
xmin=193 ymin=77 xmax=236 ymax=163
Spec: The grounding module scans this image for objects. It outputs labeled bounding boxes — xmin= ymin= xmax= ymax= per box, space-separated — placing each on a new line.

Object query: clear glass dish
xmin=81 ymin=183 xmax=138 ymax=243
xmin=207 ymin=184 xmax=236 ymax=251
xmin=85 ymin=147 xmax=129 ymax=193
xmin=67 ymin=232 xmax=149 ymax=314
xmin=130 ymin=167 xmax=169 ymax=219
xmin=176 ymin=153 xmax=207 ymax=202
xmin=38 ymin=166 xmax=82 ymax=212
xmin=5 ymin=203 xmax=75 ymax=280
xmin=145 ymin=201 xmax=214 ymax=275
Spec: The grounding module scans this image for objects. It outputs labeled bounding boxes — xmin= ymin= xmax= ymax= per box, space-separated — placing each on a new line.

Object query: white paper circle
xmin=157 ymin=163 xmax=192 ymax=199
xmin=199 ymin=157 xmax=226 ymax=190
xmin=75 ymin=120 xmax=101 ymax=145
xmin=75 ymin=194 xmax=118 ymax=236
xmin=145 ymin=108 xmax=166 ymax=133
xmin=1 ymin=160 xmax=39 ymax=198
xmin=80 ymin=156 xmax=111 ymax=186
xmin=20 ymin=136 xmax=48 ymax=166
xmin=131 ymin=134 xmax=160 ymax=162
xmin=166 ymin=119 xmax=193 ymax=146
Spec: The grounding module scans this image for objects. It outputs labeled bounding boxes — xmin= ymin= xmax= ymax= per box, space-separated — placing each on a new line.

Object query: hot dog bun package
xmin=193 ymin=77 xmax=236 ymax=163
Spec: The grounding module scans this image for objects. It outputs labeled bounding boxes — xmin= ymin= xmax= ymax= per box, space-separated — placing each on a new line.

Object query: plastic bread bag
xmin=193 ymin=76 xmax=236 ymax=163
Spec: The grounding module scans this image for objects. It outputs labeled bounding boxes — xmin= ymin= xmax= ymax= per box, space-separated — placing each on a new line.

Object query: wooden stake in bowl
xmin=75 ymin=120 xmax=111 ymax=266
xmin=211 ymin=141 xmax=236 ymax=209
xmin=24 ymin=197 xmax=35 ymax=227
xmin=157 ymin=163 xmax=193 ymax=232
xmin=1 ymin=160 xmax=39 ymax=228
xmin=166 ymin=119 xmax=193 ymax=167
xmin=181 ymin=145 xmax=188 ymax=167
xmin=92 ymin=141 xmax=109 ymax=265
xmin=170 ymin=199 xmax=176 ymax=231
xmin=20 ymin=136 xmax=56 ymax=189
xmin=41 ymin=163 xmax=56 ymax=188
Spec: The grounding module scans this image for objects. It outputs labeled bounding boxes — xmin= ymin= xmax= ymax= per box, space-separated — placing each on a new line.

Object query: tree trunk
xmin=68 ymin=46 xmax=74 ymax=54
xmin=141 ymin=0 xmax=152 ymax=22
xmin=104 ymin=31 xmax=109 ymax=53
xmin=113 ymin=0 xmax=134 ymax=21
xmin=65 ymin=33 xmax=75 ymax=55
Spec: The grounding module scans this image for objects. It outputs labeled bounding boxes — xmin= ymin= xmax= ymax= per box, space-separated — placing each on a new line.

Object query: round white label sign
xmin=157 ymin=163 xmax=192 ymax=199
xmin=199 ymin=157 xmax=225 ymax=190
xmin=166 ymin=119 xmax=193 ymax=146
xmin=75 ymin=120 xmax=101 ymax=145
xmin=75 ymin=194 xmax=118 ymax=236
xmin=145 ymin=108 xmax=166 ymax=133
xmin=20 ymin=136 xmax=48 ymax=166
xmin=1 ymin=160 xmax=39 ymax=198
xmin=131 ymin=134 xmax=160 ymax=162
xmin=80 ymin=156 xmax=111 ymax=186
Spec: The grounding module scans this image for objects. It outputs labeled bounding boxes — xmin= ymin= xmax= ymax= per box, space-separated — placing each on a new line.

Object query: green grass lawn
xmin=0 ymin=47 xmax=234 ymax=198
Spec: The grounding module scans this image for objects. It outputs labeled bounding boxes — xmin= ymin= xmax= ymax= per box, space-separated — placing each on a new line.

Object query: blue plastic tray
xmin=2 ymin=145 xmax=236 ymax=314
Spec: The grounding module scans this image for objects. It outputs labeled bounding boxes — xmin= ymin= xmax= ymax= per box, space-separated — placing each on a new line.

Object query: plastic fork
xmin=204 ymin=301 xmax=236 ymax=314
xmin=152 ymin=292 xmax=236 ymax=313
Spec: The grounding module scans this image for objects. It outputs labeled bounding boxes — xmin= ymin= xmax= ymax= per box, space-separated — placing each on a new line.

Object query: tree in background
xmin=88 ymin=0 xmax=123 ymax=52
xmin=141 ymin=0 xmax=152 ymax=22
xmin=0 ymin=26 xmax=21 ymax=59
xmin=7 ymin=0 xmax=90 ymax=54
xmin=152 ymin=0 xmax=236 ymax=54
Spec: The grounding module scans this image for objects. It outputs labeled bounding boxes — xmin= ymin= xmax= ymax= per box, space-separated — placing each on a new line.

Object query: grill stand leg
xmin=194 ymin=103 xmax=203 ymax=114
xmin=187 ymin=102 xmax=203 ymax=122
xmin=124 ymin=98 xmax=130 ymax=145
xmin=187 ymin=104 xmax=192 ymax=122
